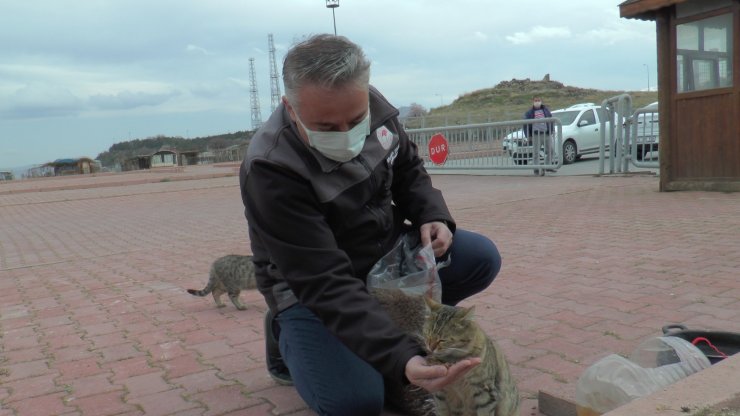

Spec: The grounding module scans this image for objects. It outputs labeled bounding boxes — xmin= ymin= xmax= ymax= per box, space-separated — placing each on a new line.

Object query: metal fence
xmin=405 ymin=118 xmax=563 ymax=174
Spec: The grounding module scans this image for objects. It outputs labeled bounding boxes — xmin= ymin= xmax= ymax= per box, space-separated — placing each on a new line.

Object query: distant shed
xmin=620 ymin=0 xmax=740 ymax=191
xmin=44 ymin=158 xmax=101 ymax=176
xmin=151 ymin=149 xmax=177 ymax=168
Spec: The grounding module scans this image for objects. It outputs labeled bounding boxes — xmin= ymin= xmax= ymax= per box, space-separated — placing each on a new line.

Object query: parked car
xmin=502 ymin=129 xmax=526 ymax=152
xmin=508 ymin=103 xmax=614 ymax=165
xmin=551 ymin=104 xmax=615 ymax=164
xmin=631 ymin=102 xmax=659 ymax=161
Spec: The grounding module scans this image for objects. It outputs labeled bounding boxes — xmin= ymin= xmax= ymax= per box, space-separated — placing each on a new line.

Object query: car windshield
xmin=552 ymin=110 xmax=580 ymax=125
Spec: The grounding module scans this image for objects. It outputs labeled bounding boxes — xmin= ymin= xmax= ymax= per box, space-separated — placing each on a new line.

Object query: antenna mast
xmin=268 ymin=34 xmax=282 ymax=112
xmin=249 ymin=57 xmax=263 ymax=130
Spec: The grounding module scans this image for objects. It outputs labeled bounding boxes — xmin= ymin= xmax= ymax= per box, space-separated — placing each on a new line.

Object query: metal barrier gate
xmin=599 ymin=94 xmax=632 ymax=174
xmin=406 ymin=118 xmax=563 ymax=174
xmin=599 ymin=94 xmax=660 ymax=174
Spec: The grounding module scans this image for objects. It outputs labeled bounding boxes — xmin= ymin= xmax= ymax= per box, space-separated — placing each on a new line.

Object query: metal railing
xmin=599 ymin=94 xmax=633 ymax=174
xmin=630 ymin=104 xmax=659 ymax=168
xmin=405 ymin=118 xmax=563 ymax=173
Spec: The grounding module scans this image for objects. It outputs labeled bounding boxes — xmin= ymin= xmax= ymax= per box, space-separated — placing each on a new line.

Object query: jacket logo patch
xmin=375 ymin=125 xmax=393 ymax=150
xmin=386 ymin=145 xmax=399 ymax=166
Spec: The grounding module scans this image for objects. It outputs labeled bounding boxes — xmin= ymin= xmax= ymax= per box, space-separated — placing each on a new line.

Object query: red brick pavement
xmin=1 ymin=165 xmax=739 ymax=415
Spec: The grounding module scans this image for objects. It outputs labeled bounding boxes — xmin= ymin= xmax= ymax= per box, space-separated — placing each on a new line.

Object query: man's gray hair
xmin=283 ymin=34 xmax=371 ymax=107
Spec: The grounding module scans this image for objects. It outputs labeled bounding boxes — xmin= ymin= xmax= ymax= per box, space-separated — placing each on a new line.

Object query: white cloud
xmin=585 ymin=24 xmax=653 ymax=45
xmin=473 ymin=31 xmax=488 ymax=41
xmin=186 ymin=44 xmax=212 ymax=55
xmin=505 ymin=26 xmax=572 ymax=45
xmin=89 ymin=90 xmax=180 ymax=110
xmin=1 ymin=84 xmax=84 ymax=119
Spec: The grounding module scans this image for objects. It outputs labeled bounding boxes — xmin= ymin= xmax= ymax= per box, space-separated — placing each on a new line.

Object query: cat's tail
xmin=186 ymin=281 xmax=213 ymax=297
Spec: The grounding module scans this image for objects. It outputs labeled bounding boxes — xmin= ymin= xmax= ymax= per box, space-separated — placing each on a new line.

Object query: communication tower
xmin=268 ymin=34 xmax=282 ymax=112
xmin=249 ymin=57 xmax=263 ymax=130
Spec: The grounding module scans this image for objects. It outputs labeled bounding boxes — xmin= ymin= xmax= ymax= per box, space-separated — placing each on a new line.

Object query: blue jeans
xmin=274 ymin=229 xmax=501 ymax=416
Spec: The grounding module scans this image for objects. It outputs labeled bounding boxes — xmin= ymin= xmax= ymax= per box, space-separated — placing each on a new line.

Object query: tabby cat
xmin=371 ymin=288 xmax=520 ymax=416
xmin=187 ymin=254 xmax=257 ymax=310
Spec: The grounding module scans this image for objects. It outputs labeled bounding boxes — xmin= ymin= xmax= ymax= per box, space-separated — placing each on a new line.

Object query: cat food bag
xmin=366 ymin=232 xmax=447 ymax=302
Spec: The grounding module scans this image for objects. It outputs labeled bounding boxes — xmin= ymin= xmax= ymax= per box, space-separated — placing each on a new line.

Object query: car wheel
xmin=562 ymin=140 xmax=577 ymax=165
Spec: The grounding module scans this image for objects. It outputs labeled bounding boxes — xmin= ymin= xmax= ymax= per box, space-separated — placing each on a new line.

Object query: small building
xmin=179 ymin=150 xmax=200 ymax=166
xmin=198 ymin=151 xmax=215 ymax=165
xmin=26 ymin=165 xmax=55 ymax=178
xmin=151 ymin=149 xmax=178 ymax=168
xmin=44 ymin=158 xmax=101 ymax=176
xmin=620 ymin=0 xmax=740 ymax=191
xmin=123 ymin=155 xmax=151 ymax=171
xmin=0 ymin=171 xmax=13 ymax=181
xmin=215 ymin=144 xmax=247 ymax=163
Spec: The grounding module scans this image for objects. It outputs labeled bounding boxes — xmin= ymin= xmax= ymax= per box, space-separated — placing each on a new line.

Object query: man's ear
xmin=283 ymin=96 xmax=297 ymax=123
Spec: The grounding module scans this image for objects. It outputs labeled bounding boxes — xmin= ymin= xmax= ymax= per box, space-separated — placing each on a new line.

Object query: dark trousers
xmin=274 ymin=229 xmax=502 ymax=416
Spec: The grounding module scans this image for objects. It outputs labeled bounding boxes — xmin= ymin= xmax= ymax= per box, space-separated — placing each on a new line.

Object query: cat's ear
xmin=460 ymin=305 xmax=476 ymax=321
xmin=423 ymin=295 xmax=441 ymax=311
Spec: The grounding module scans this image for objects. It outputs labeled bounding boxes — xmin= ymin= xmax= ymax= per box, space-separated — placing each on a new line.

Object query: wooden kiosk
xmin=620 ymin=0 xmax=740 ymax=191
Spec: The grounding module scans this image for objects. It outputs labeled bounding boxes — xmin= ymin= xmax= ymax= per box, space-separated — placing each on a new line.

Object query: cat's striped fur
xmin=187 ymin=254 xmax=257 ymax=310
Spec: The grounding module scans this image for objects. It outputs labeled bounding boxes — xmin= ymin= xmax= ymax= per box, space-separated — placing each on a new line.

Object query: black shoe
xmin=264 ymin=309 xmax=293 ymax=386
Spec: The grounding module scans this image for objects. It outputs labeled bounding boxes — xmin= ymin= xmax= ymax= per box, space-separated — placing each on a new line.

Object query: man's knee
xmin=316 ymin=390 xmax=384 ymax=416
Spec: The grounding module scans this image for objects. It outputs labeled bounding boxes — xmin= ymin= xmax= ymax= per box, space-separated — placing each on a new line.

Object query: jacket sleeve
xmin=242 ymin=160 xmax=424 ymax=382
xmin=523 ymin=108 xmax=533 ymax=138
xmin=388 ymin=122 xmax=456 ymax=233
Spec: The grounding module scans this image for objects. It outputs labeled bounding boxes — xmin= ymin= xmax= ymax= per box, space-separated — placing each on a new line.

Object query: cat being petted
xmin=423 ymin=297 xmax=520 ymax=416
xmin=371 ymin=288 xmax=520 ymax=416
xmin=187 ymin=255 xmax=257 ymax=310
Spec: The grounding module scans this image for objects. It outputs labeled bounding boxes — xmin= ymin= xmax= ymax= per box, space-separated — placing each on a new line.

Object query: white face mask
xmin=533 ymin=101 xmax=542 ymax=109
xmin=296 ymin=110 xmax=371 ymax=162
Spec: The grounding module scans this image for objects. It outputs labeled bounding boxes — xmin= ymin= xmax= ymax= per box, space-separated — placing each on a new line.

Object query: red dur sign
xmin=428 ymin=133 xmax=449 ymax=165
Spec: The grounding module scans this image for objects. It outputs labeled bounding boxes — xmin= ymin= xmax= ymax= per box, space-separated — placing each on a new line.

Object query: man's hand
xmin=405 ymin=355 xmax=480 ymax=393
xmin=419 ymin=221 xmax=453 ymax=258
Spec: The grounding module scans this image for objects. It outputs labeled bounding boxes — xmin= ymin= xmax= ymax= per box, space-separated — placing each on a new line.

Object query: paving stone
xmin=127 ymin=388 xmax=200 ymax=416
xmin=190 ymin=384 xmax=264 ymax=416
xmin=3 ymin=373 xmax=62 ymax=402
xmin=9 ymin=392 xmax=75 ymax=416
xmin=122 ymin=371 xmax=172 ymax=398
xmin=69 ymin=391 xmax=139 ymax=416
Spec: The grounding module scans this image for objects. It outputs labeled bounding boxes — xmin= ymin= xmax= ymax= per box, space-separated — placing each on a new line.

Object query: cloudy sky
xmin=0 ymin=0 xmax=657 ymax=170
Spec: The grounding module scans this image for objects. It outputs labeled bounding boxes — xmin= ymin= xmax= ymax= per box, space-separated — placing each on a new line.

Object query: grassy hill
xmin=406 ymin=77 xmax=658 ymax=128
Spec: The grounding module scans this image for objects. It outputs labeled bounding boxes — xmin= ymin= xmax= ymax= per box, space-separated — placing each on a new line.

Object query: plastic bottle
xmin=575 ymin=336 xmax=711 ymax=415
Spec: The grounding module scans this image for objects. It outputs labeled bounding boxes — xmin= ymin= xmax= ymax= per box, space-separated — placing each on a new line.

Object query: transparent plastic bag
xmin=630 ymin=335 xmax=711 ymax=371
xmin=366 ymin=233 xmax=448 ymax=302
xmin=575 ymin=336 xmax=711 ymax=415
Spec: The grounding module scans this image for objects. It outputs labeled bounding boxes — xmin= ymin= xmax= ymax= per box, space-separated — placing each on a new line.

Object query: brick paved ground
xmin=1 ymin=165 xmax=738 ymax=416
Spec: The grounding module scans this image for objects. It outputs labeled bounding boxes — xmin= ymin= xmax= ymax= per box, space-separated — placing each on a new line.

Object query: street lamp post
xmin=326 ymin=0 xmax=339 ymax=35
xmin=643 ymin=63 xmax=650 ymax=92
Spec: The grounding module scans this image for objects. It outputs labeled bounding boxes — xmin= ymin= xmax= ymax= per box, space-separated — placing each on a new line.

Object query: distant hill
xmin=405 ymin=76 xmax=658 ymax=128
